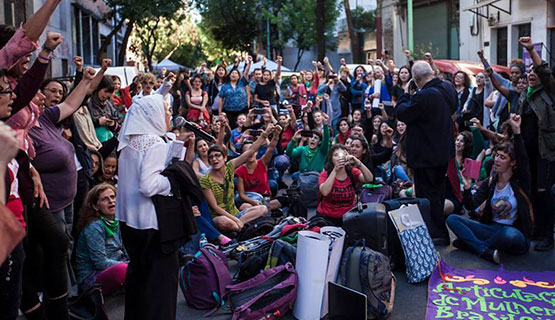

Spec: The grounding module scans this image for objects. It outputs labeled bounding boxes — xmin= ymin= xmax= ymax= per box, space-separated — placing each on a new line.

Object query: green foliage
xmin=265 ymin=0 xmax=340 ymax=70
xmin=412 ymin=42 xmax=440 ymax=60
xmin=351 ymin=6 xmax=376 ymax=32
xmin=195 ymin=0 xmax=260 ymax=54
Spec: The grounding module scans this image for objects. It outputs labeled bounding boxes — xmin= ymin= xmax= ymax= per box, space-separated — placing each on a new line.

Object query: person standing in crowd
xmin=116 ymin=93 xmax=184 ymax=320
xmin=21 ymin=67 xmax=96 ymax=320
xmin=514 ymin=37 xmax=554 ymax=251
xmin=254 ymin=56 xmax=282 ymax=112
xmin=218 ymin=64 xmax=251 ymax=127
xmin=452 ymin=71 xmax=471 ymax=120
xmin=396 ymin=61 xmax=457 ymax=245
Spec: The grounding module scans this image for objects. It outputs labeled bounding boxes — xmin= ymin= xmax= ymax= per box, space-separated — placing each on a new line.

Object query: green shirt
xmin=199 ymin=161 xmax=239 ymax=218
xmin=286 ymin=125 xmax=330 ymax=172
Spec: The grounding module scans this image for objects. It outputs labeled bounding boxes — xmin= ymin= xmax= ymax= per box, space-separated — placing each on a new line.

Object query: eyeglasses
xmin=208 ymin=153 xmax=223 ymax=160
xmin=44 ymin=87 xmax=64 ymax=95
xmin=0 ymin=87 xmax=13 ymax=96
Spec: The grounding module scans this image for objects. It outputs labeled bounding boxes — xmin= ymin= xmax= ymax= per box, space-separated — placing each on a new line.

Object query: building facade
xmin=1 ymin=0 xmax=126 ymax=77
xmin=459 ymin=0 xmax=553 ymax=66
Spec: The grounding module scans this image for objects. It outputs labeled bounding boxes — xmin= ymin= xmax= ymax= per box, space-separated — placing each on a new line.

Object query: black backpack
xmin=236 ymin=216 xmax=276 ymax=242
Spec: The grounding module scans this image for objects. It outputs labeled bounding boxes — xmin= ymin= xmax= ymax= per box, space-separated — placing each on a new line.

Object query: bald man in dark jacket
xmin=396 ymin=61 xmax=457 ymax=245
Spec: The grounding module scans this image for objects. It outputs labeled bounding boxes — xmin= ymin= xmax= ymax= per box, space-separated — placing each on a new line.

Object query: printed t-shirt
xmin=199 ymin=161 xmax=239 ymax=218
xmin=491 ymin=182 xmax=518 ymax=225
xmin=235 ymin=160 xmax=271 ymax=196
xmin=317 ymin=168 xmax=362 ymax=218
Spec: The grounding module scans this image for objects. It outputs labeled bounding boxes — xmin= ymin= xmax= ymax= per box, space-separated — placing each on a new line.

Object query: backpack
xmin=360 ymin=184 xmax=393 ymax=204
xmin=179 ymin=245 xmax=232 ymax=314
xmin=339 ymin=245 xmax=395 ymax=319
xmin=298 ymin=171 xmax=320 ymax=208
xmin=227 ymin=263 xmax=298 ymax=320
xmin=286 ymin=187 xmax=307 ymax=218
xmin=265 ymin=239 xmax=297 ymax=270
xmin=236 ymin=216 xmax=276 ymax=242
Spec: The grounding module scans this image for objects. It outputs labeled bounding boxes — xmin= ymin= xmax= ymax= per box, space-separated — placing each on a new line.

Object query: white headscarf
xmin=117 ymin=94 xmax=167 ymax=152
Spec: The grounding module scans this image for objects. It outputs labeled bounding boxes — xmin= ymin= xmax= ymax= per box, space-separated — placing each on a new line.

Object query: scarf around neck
xmin=98 ymin=215 xmax=119 ymax=237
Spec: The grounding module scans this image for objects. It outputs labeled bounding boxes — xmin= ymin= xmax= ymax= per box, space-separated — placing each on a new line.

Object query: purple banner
xmin=426 ymin=260 xmax=555 ymax=320
xmin=523 ymin=43 xmax=542 ymax=68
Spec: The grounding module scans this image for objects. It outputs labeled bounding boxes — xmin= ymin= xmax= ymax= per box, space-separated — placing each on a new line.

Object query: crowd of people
xmin=0 ymin=0 xmax=553 ymax=319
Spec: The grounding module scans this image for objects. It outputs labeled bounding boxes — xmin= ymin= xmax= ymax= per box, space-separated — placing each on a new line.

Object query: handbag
xmin=0 ymin=203 xmax=25 ymax=265
xmin=68 ymin=285 xmax=109 ymax=320
xmin=388 ymin=204 xmax=438 ymax=283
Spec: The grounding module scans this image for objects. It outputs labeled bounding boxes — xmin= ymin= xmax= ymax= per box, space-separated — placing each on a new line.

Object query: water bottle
xmin=264 ymin=195 xmax=271 ymax=211
xmin=199 ymin=233 xmax=208 ymax=248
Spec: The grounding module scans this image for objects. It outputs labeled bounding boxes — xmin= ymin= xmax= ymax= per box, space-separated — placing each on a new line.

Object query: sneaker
xmin=480 ymin=249 xmax=500 ymax=264
xmin=534 ymin=238 xmax=554 ymax=252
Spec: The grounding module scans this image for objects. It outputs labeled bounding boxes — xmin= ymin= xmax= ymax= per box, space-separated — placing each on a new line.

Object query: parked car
xmin=434 ymin=60 xmax=510 ymax=81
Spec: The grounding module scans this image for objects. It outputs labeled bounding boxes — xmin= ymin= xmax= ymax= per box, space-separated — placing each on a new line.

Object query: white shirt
xmin=491 ymin=182 xmax=518 ymax=225
xmin=116 ymin=135 xmax=171 ymax=230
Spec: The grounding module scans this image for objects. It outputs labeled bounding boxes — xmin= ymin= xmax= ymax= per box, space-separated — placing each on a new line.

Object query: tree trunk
xmin=316 ymin=0 xmax=326 ymax=61
xmin=97 ymin=16 xmax=126 ymax=65
xmin=118 ymin=18 xmax=135 ymax=66
xmin=376 ymin=0 xmax=383 ymax=59
xmin=343 ymin=0 xmax=360 ymax=63
xmin=294 ymin=48 xmax=305 ymax=71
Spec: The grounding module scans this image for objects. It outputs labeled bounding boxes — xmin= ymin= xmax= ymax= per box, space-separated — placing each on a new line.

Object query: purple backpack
xmin=360 ymin=185 xmax=393 ymax=204
xmin=226 ymin=262 xmax=298 ymax=320
xmin=179 ymin=245 xmax=232 ymax=314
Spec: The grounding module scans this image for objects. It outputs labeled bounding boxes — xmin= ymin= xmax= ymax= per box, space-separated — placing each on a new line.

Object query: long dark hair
xmin=350 ymin=135 xmax=373 ymax=170
xmin=376 ymin=120 xmax=394 ymax=147
xmin=458 ymin=131 xmax=474 ymax=159
xmin=324 ymin=144 xmax=356 ymax=187
xmin=75 ymin=183 xmax=117 ymax=237
xmin=453 ymin=71 xmax=470 ymax=89
xmin=398 ymin=65 xmax=412 ymax=86
xmin=214 ymin=65 xmax=227 ymax=84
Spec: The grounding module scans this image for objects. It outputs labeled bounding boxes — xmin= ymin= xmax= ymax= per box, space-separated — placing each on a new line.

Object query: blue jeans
xmin=393 ymin=165 xmax=413 ymax=183
xmin=446 ymin=215 xmax=529 ymax=255
xmin=195 ymin=200 xmax=221 ymax=242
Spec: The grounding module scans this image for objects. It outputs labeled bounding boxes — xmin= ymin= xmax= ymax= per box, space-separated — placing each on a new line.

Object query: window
xmin=72 ymin=5 xmax=101 ymax=66
xmin=517 ymin=24 xmax=531 ymax=59
xmin=3 ymin=0 xmax=25 ymax=26
xmin=496 ymin=27 xmax=508 ymax=66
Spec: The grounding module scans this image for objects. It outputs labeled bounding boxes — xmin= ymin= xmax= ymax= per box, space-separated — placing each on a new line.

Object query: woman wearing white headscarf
xmin=115 ymin=94 xmax=177 ymax=320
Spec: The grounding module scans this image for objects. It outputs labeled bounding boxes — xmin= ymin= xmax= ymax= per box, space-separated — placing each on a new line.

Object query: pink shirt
xmin=0 ymin=28 xmax=39 ymax=70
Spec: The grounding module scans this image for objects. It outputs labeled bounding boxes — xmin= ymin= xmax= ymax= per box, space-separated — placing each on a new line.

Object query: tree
xmin=344 ymin=5 xmax=376 ymax=64
xmin=130 ymin=11 xmax=204 ymax=69
xmin=266 ymin=0 xmax=339 ymax=70
xmin=195 ymin=0 xmax=260 ymax=55
xmin=98 ymin=0 xmax=187 ymax=65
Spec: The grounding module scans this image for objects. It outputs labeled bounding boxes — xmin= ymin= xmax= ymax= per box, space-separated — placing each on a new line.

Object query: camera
xmin=251 ymin=129 xmax=262 ymax=137
xmin=464 ymin=121 xmax=474 ymax=127
xmin=300 ymin=130 xmax=313 ymax=138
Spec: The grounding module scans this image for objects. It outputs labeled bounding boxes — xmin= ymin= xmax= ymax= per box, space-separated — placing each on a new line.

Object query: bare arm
xmin=486 ymin=68 xmax=510 ymax=99
xmin=274 ymin=56 xmax=282 ymax=83
xmin=202 ymin=188 xmax=239 ymax=221
xmin=87 ymin=59 xmax=111 ymax=96
xmin=519 ymin=37 xmax=542 ymax=67
xmin=58 ymin=67 xmax=96 ymax=122
xmin=243 ymin=56 xmax=252 ymax=79
xmin=23 ymin=0 xmax=62 ymax=42
xmin=319 ymin=170 xmax=336 ymax=197
xmin=236 ymin=178 xmax=259 ymax=206
xmin=260 ymin=126 xmax=281 ymax=165
xmin=231 ymin=124 xmax=273 ymax=168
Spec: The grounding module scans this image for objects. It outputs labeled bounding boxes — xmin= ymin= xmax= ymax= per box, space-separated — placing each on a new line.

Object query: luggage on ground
xmin=227 ymin=262 xmax=298 ymax=320
xmin=298 ymin=171 xmax=320 ymax=208
xmin=382 ymin=198 xmax=438 ymax=239
xmin=339 ymin=245 xmax=395 ymax=319
xmin=342 ymin=202 xmax=404 ymax=269
xmin=179 ymin=245 xmax=232 ymax=314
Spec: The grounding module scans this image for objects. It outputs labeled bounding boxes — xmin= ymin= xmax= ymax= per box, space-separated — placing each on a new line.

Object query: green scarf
xmin=304 ymin=146 xmax=318 ymax=165
xmin=98 ymin=215 xmax=119 ymax=238
xmin=527 ymin=85 xmax=539 ymax=101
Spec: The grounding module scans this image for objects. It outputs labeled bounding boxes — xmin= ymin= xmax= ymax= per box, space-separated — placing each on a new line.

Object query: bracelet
xmin=38 ymin=53 xmax=52 ymax=61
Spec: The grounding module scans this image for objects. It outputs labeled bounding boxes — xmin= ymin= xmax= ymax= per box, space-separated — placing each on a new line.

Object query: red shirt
xmin=317 ymin=168 xmax=361 ymax=218
xmin=235 ymin=160 xmax=272 ymax=196
xmin=7 ymin=159 xmax=25 ymax=227
xmin=280 ymin=126 xmax=294 ymax=150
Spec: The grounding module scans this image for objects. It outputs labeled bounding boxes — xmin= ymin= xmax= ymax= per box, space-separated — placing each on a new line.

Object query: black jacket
xmin=152 ymin=160 xmax=203 ymax=253
xmin=395 ymin=78 xmax=457 ymax=169
xmin=463 ymin=134 xmax=533 ymax=238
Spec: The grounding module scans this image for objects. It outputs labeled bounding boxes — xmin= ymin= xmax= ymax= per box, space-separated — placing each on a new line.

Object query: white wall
xmin=459 ymin=0 xmax=548 ymax=64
